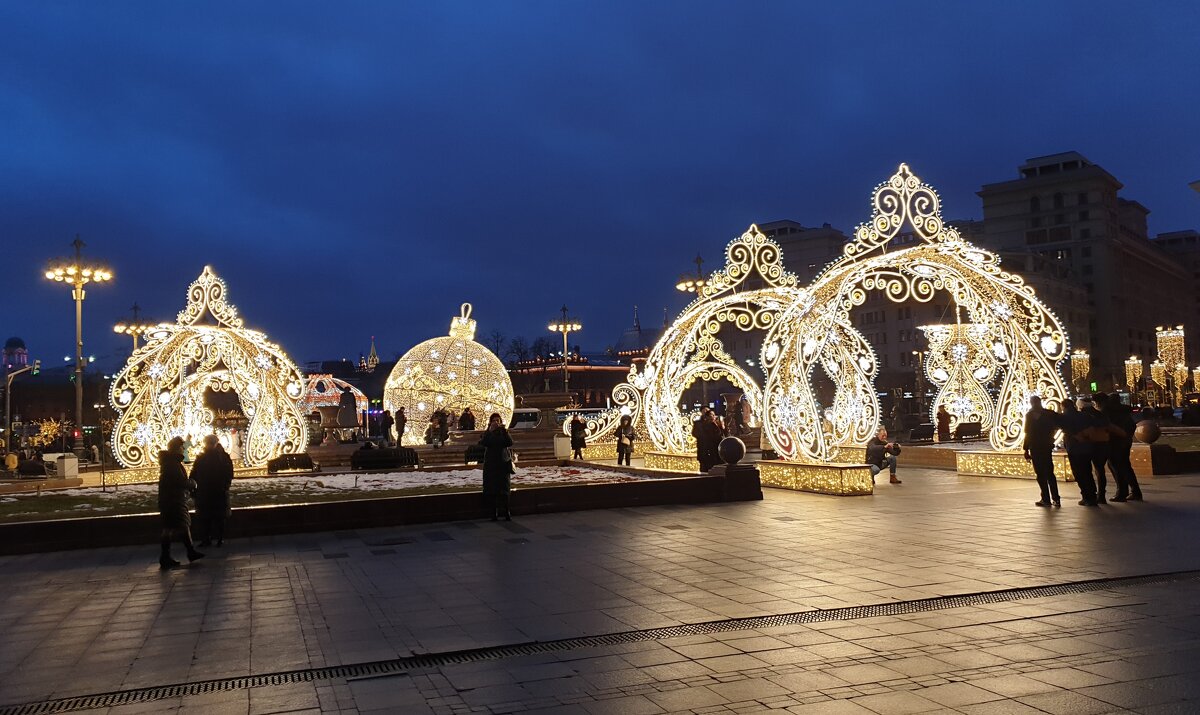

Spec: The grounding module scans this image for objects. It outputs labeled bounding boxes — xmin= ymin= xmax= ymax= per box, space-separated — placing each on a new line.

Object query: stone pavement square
xmin=1 ymin=466 xmax=1200 ymax=713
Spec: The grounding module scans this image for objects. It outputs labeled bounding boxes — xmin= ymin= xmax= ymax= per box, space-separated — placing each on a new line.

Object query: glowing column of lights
xmin=1125 ymin=356 xmax=1142 ymax=391
xmin=1150 ymin=360 xmax=1167 ymax=403
xmin=1070 ymin=350 xmax=1090 ymax=392
xmin=1156 ymin=325 xmax=1186 ymax=404
xmin=548 ymin=305 xmax=582 ymax=394
xmin=44 ymin=236 xmax=113 ymax=454
xmin=1193 ymin=367 xmax=1200 ymax=393
xmin=918 ymin=321 xmax=996 ymax=432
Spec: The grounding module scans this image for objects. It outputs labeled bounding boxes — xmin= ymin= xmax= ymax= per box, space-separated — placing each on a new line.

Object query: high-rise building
xmin=977 ymin=152 xmax=1194 ymax=388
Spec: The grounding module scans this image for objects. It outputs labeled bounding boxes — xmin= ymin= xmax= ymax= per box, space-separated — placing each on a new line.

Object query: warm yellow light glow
xmin=1070 ymin=350 xmax=1090 ymax=390
xmin=758 ymin=460 xmax=874 ymax=495
xmin=109 ymin=266 xmax=307 ymax=468
xmin=1125 ymin=356 xmax=1142 ymax=390
xmin=642 ymin=451 xmax=700 ymax=472
xmin=956 ymin=450 xmax=1073 ymax=481
xmin=383 ymin=303 xmax=514 ymax=446
xmin=1157 ymin=326 xmax=1186 ymax=401
xmin=919 ymin=322 xmax=996 ymax=433
xmin=299 ymin=374 xmax=368 ymax=419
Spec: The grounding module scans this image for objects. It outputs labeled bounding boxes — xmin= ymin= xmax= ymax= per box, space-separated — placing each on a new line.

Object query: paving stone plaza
xmin=3 ymin=467 xmax=1200 ymax=714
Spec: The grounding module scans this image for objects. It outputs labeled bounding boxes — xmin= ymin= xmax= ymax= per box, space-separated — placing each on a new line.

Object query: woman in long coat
xmin=615 ymin=415 xmax=635 ymax=466
xmin=158 ymin=436 xmax=204 ymax=569
xmin=569 ymin=415 xmax=587 ymax=459
xmin=192 ymin=434 xmax=234 ymax=547
xmin=479 ymin=412 xmax=514 ymax=521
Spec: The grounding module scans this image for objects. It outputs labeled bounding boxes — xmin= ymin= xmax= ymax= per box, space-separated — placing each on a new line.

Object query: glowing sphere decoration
xmin=384 ymin=304 xmax=514 ymax=445
xmin=108 ymin=266 xmax=307 ymax=468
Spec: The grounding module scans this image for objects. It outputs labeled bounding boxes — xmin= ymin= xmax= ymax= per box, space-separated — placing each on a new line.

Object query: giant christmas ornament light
xmin=109 ymin=266 xmax=307 ymax=468
xmin=584 ymin=164 xmax=1069 ymax=463
xmin=383 ymin=304 xmax=513 ymax=445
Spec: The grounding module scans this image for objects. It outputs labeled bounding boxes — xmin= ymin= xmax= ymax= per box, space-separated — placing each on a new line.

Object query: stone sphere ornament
xmin=1134 ymin=420 xmax=1161 ymax=444
xmin=718 ymin=436 xmax=747 ymax=465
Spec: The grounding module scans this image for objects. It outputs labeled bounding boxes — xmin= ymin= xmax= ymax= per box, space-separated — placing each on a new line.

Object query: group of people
xmin=692 ymin=407 xmax=727 ymax=472
xmin=1023 ymin=392 xmax=1144 ymax=507
xmin=157 ymin=434 xmax=235 ymax=569
xmin=568 ymin=413 xmax=636 ymax=466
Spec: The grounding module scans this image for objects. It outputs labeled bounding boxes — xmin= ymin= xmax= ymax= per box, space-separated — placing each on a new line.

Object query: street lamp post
xmin=113 ymin=302 xmax=154 ymax=351
xmin=911 ymin=349 xmax=926 ymax=414
xmin=548 ymin=305 xmax=581 ymax=396
xmin=44 ymin=236 xmax=112 ymax=456
xmin=5 ymin=360 xmax=40 ymax=452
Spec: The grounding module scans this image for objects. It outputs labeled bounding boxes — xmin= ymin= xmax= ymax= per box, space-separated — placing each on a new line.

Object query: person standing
xmin=192 ymin=434 xmax=234 ymax=547
xmin=615 ymin=415 xmax=635 ymax=466
xmin=1059 ymin=400 xmax=1098 ymax=506
xmin=379 ymin=410 xmax=395 ymax=447
xmin=865 ymin=428 xmax=902 ymax=484
xmin=1094 ymin=392 xmax=1143 ymax=502
xmin=158 ymin=437 xmax=204 ymax=569
xmin=569 ymin=414 xmax=587 ymax=459
xmin=693 ymin=411 xmax=723 ymax=472
xmin=936 ymin=406 xmax=951 ymax=443
xmin=395 ymin=407 xmax=407 ymax=445
xmin=1079 ymin=396 xmax=1112 ymax=503
xmin=459 ymin=407 xmax=476 ymax=431
xmin=1022 ymin=395 xmax=1061 ymax=507
xmin=479 ymin=412 xmax=514 ymax=521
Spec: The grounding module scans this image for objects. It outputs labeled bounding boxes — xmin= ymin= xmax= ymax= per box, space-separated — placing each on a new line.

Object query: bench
xmin=267 ymin=453 xmax=317 ymax=474
xmin=908 ymin=424 xmax=936 ymax=442
xmin=350 ymin=446 xmax=420 ymax=471
xmin=955 ymin=421 xmax=983 ymax=442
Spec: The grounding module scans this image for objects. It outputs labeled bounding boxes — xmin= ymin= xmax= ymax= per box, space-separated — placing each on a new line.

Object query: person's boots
xmin=183 ymin=532 xmax=205 ymax=562
xmin=160 ymin=539 xmax=180 ymax=570
xmin=889 ymin=474 xmax=902 ymax=484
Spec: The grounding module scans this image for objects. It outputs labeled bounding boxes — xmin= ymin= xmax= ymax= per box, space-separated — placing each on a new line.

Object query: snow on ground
xmin=6 ymin=465 xmax=646 ymax=505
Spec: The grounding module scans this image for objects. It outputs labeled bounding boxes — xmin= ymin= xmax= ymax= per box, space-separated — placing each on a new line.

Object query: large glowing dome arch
xmin=585 ymin=164 xmax=1069 ymax=464
xmin=384 ymin=303 xmax=514 ymax=445
xmin=109 ymin=266 xmax=307 ymax=468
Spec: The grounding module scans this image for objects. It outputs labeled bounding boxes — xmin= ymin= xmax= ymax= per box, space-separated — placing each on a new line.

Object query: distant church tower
xmin=358 ymin=336 xmax=380 ymax=373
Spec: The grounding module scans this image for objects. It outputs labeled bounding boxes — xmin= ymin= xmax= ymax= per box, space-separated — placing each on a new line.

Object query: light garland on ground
xmin=919 ymin=321 xmax=996 ymax=433
xmin=109 ymin=266 xmax=307 ymax=468
xmin=383 ymin=303 xmax=514 ymax=446
xmin=597 ymin=164 xmax=1068 ymax=463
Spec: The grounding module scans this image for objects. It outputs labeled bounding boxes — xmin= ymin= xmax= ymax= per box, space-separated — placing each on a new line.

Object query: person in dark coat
xmin=615 ymin=415 xmax=635 ymax=466
xmin=158 ymin=437 xmax=203 ymax=569
xmin=1095 ymin=392 xmax=1142 ymax=501
xmin=458 ymin=407 xmax=476 ymax=431
xmin=1059 ymin=400 xmax=1098 ymax=506
xmin=692 ymin=410 xmax=723 ymax=472
xmin=936 ymin=406 xmax=952 ymax=443
xmin=569 ymin=415 xmax=587 ymax=459
xmin=192 ymin=434 xmax=234 ymax=547
xmin=396 ymin=407 xmax=407 ymax=445
xmin=479 ymin=412 xmax=514 ymax=520
xmin=379 ymin=410 xmax=395 ymax=447
xmin=865 ymin=428 xmax=902 ymax=484
xmin=1022 ymin=395 xmax=1061 ymax=507
xmin=1079 ymin=396 xmax=1113 ymax=503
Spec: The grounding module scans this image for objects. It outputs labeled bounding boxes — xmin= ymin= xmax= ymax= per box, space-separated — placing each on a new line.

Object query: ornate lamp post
xmin=44 ymin=237 xmax=112 ymax=455
xmin=113 ymin=302 xmax=156 ymax=351
xmin=547 ymin=305 xmax=581 ymax=395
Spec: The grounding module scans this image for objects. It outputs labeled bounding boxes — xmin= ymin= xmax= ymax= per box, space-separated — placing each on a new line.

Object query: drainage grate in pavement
xmin=4 ymin=569 xmax=1197 ymax=715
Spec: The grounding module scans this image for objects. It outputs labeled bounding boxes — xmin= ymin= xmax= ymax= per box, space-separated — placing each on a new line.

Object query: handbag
xmin=502 ymin=447 xmax=518 ymax=463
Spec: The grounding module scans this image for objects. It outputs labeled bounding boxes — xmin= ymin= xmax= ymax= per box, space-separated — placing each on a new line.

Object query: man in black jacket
xmin=1094 ymin=392 xmax=1143 ymax=501
xmin=1023 ymin=395 xmax=1061 ymax=507
xmin=865 ymin=428 xmax=902 ymax=484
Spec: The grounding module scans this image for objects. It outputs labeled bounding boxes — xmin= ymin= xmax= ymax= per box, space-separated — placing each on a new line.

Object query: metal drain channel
xmin=4 ymin=569 xmax=1197 ymax=715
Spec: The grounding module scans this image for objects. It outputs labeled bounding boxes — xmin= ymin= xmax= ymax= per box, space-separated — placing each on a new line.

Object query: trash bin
xmin=55 ymin=454 xmax=79 ymax=478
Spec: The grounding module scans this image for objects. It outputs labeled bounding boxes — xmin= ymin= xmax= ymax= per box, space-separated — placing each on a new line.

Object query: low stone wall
xmin=0 ymin=470 xmax=761 ymax=556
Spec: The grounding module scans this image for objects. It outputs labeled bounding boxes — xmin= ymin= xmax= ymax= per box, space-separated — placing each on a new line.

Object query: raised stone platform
xmin=757 ymin=459 xmax=873 ymax=496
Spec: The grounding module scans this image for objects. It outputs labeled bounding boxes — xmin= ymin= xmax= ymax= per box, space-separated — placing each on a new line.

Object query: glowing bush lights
xmin=383 ymin=304 xmax=514 ymax=446
xmin=589 ymin=164 xmax=1069 ymax=462
xmin=108 ymin=266 xmax=307 ymax=468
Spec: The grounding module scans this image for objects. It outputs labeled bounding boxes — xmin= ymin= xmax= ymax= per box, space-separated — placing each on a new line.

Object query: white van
xmin=509 ymin=408 xmax=541 ymax=430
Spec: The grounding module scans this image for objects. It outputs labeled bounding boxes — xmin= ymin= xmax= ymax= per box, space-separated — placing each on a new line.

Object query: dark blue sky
xmin=2 ymin=2 xmax=1197 ymax=369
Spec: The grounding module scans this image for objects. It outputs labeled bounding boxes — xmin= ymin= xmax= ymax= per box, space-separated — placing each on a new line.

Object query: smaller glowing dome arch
xmin=108 ymin=266 xmax=307 ymax=468
xmin=299 ymin=374 xmax=368 ymax=417
xmin=384 ymin=304 xmax=514 ymax=445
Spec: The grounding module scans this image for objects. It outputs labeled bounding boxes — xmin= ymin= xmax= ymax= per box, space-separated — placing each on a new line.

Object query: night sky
xmin=2 ymin=2 xmax=1198 ymax=370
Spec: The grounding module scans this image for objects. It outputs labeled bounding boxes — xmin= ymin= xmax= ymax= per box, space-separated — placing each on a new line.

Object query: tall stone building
xmin=977 ymin=152 xmax=1194 ymax=388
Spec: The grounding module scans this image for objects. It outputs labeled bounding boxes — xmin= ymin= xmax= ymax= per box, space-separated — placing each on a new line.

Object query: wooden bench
xmin=350 ymin=446 xmax=420 ymax=471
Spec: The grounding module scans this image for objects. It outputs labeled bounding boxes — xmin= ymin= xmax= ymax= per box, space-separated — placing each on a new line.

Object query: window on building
xmin=1025 ymin=229 xmax=1049 ymax=245
xmin=1078 ymin=192 xmax=1088 ymax=205
xmin=882 ymin=355 xmax=889 ymax=368
xmin=1031 ymin=216 xmax=1042 ymax=228
xmin=1080 ymin=228 xmax=1091 ymax=239
xmin=1085 ymin=283 xmax=1094 ymax=293
xmin=1054 ymin=193 xmax=1064 ymax=209
xmin=1082 ymin=246 xmax=1091 ymax=257
xmin=1079 ymin=210 xmax=1089 ymax=221
xmin=1082 ymin=265 xmax=1092 ymax=275
xmin=1030 ymin=196 xmax=1041 ymax=213
xmin=1054 ymin=213 xmax=1065 ymax=225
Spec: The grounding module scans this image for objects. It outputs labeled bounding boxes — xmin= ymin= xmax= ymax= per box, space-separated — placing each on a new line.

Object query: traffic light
xmin=32 ymin=359 xmax=40 ymax=375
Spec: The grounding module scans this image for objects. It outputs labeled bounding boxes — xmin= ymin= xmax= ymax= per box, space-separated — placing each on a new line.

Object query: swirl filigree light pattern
xmin=605 ymin=164 xmax=1069 ymax=463
xmin=109 ymin=266 xmax=307 ymax=468
xmin=919 ymin=323 xmax=996 ymax=433
xmin=299 ymin=374 xmax=368 ymax=417
xmin=582 ymin=228 xmax=804 ymax=452
xmin=383 ymin=303 xmax=514 ymax=445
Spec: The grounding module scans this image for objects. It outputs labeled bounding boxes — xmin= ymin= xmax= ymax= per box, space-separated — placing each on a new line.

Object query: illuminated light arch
xmin=919 ymin=321 xmax=996 ymax=433
xmin=109 ymin=266 xmax=307 ymax=468
xmin=299 ymin=374 xmax=368 ymax=418
xmin=759 ymin=164 xmax=1069 ymax=459
xmin=583 ymin=227 xmax=804 ymax=452
xmin=383 ymin=303 xmax=514 ymax=445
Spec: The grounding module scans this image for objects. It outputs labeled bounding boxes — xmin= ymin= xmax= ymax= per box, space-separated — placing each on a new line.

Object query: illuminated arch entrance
xmin=109 ymin=266 xmax=307 ymax=468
